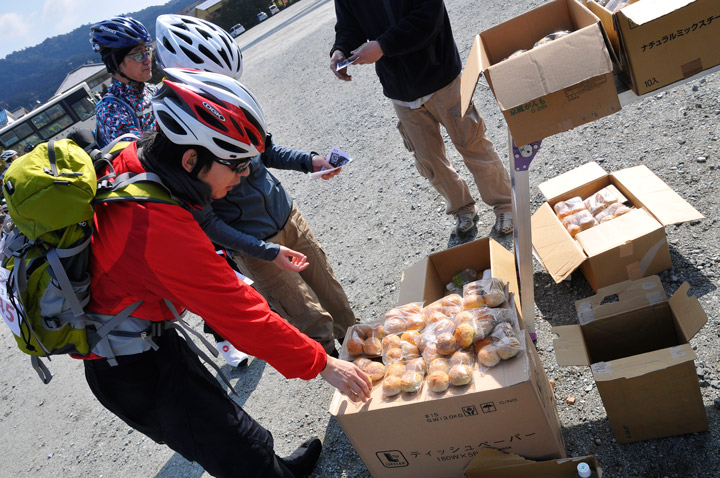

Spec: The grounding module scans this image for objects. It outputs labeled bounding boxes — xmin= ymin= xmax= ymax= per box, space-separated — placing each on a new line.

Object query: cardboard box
xmin=531 ymin=161 xmax=703 ymax=291
xmin=587 ymin=0 xmax=720 ymax=95
xmin=329 ymin=238 xmax=566 ymax=478
xmin=553 ymin=276 xmax=708 ymax=443
xmin=460 ymin=0 xmax=621 ymax=146
xmin=465 ymin=448 xmax=602 ymax=477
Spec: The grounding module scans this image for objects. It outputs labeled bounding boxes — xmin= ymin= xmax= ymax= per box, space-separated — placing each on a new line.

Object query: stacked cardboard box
xmin=460 ymin=0 xmax=620 ymax=146
xmin=586 ymin=0 xmax=720 ymax=95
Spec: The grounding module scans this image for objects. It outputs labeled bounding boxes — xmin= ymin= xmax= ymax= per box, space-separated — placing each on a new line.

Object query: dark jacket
xmin=193 ymin=140 xmax=314 ymax=261
xmin=332 ymin=0 xmax=462 ymax=102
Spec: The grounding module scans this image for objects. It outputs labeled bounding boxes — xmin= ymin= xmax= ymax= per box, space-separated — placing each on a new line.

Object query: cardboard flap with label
xmin=531 ymin=203 xmax=586 ymax=283
xmin=610 ymin=165 xmax=704 ymax=226
xmin=575 ymin=276 xmax=666 ymax=324
xmin=669 ymin=282 xmax=708 ymax=341
xmin=590 ymin=345 xmax=697 ymax=381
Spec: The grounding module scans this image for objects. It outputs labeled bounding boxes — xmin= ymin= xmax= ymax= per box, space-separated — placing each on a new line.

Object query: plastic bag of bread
xmin=382 ymin=337 xmax=420 ymax=365
xmin=453 ymin=308 xmax=495 ymax=344
xmin=562 ymin=209 xmax=597 ymax=237
xmin=344 ymin=323 xmax=384 ymax=358
xmin=383 ymin=301 xmax=424 ymax=335
xmin=399 ymin=357 xmax=426 ymax=394
xmin=463 ymin=278 xmax=507 ymax=308
xmin=594 ymin=202 xmax=632 ymax=223
xmin=422 ymin=294 xmax=463 ymax=325
xmin=448 ymin=348 xmax=474 ymax=387
xmin=445 ymin=268 xmax=478 ymax=295
xmin=426 ymin=357 xmax=451 ymax=393
xmin=416 ymin=317 xmax=456 ymax=353
xmin=553 ymin=196 xmax=585 ymax=219
xmin=583 ymin=188 xmax=618 ymax=216
xmin=474 ymin=323 xmax=524 ymax=372
xmin=353 ymin=358 xmax=386 ymax=382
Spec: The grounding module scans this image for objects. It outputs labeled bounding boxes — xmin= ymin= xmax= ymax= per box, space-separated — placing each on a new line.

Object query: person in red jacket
xmin=84 ymin=68 xmax=371 ymax=478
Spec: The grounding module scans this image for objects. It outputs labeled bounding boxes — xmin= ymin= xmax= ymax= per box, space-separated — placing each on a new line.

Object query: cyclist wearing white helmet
xmin=156 ymin=18 xmax=359 ymax=356
xmin=0 ymin=149 xmax=18 ymax=163
xmin=84 ymin=68 xmax=371 ymax=478
xmin=155 ymin=14 xmax=243 ymax=78
xmin=90 ymin=16 xmax=156 ymax=148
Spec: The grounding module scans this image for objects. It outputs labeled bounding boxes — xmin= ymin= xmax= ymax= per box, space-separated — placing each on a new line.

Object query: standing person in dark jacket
xmin=330 ymin=0 xmax=514 ymax=237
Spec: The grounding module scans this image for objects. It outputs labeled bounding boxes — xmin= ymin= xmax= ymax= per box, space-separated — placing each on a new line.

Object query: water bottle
xmin=577 ymin=462 xmax=598 ymax=478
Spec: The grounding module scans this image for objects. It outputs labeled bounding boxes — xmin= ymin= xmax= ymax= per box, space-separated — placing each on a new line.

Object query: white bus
xmin=0 ymin=82 xmax=97 ymax=153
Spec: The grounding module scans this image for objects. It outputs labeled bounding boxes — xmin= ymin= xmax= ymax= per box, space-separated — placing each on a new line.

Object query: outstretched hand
xmin=272 ymin=246 xmax=309 ymax=272
xmin=311 ymin=155 xmax=342 ymax=180
xmin=320 ymin=355 xmax=372 ymax=403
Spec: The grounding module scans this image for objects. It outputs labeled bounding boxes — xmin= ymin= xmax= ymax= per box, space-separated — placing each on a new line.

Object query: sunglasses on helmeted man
xmin=125 ymin=47 xmax=153 ymax=62
xmin=215 ymin=158 xmax=251 ymax=173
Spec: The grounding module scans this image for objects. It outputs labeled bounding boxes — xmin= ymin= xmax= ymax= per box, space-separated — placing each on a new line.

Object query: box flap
xmin=538 ymin=161 xmax=607 ymax=201
xmin=532 ymin=203 xmax=586 ymax=283
xmin=669 ymin=282 xmax=708 ymax=341
xmin=465 ymin=448 xmax=601 ymax=478
xmin=486 ymin=26 xmax=613 ymax=110
xmin=397 ymin=258 xmax=429 ymax=305
xmin=590 ymin=344 xmax=697 ymax=381
xmin=553 ymin=325 xmax=590 ymax=366
xmin=575 ymin=207 xmax=663 ymax=257
xmin=611 ymin=165 xmax=704 ymax=226
xmin=460 ymin=35 xmax=485 ymax=117
xmin=621 ymin=0 xmax=694 ymax=26
xmin=575 ymin=276 xmax=666 ymax=324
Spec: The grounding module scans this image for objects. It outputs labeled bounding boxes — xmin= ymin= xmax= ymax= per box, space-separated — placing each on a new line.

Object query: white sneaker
xmin=216 ymin=341 xmax=249 ymax=368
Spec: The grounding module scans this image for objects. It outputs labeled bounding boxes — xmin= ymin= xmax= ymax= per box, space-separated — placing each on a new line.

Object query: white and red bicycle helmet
xmin=152 ymin=68 xmax=267 ymax=160
xmin=155 ymin=15 xmax=243 ymax=79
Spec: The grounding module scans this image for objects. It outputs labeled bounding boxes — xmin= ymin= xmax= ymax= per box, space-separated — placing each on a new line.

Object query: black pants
xmin=84 ymin=329 xmax=294 ymax=478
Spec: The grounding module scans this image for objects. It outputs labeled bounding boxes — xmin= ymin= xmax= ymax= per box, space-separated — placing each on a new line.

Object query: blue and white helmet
xmin=90 ymin=16 xmax=152 ymax=53
xmin=155 ymin=15 xmax=243 ymax=79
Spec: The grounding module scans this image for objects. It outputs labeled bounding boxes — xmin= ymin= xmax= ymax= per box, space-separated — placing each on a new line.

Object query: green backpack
xmin=0 ymin=138 xmax=179 ymax=383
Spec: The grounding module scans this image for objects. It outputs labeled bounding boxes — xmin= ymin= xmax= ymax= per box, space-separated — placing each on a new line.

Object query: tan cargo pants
xmin=231 ymin=205 xmax=355 ymax=354
xmin=393 ymin=75 xmax=512 ymax=216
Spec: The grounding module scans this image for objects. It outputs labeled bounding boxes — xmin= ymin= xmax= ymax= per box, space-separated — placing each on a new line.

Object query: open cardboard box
xmin=553 ymin=276 xmax=708 ymax=443
xmin=586 ymin=0 xmax=720 ymax=95
xmin=329 ymin=238 xmax=565 ymax=477
xmin=465 ymin=448 xmax=602 ymax=477
xmin=531 ymin=161 xmax=703 ymax=291
xmin=460 ymin=0 xmax=620 ymax=146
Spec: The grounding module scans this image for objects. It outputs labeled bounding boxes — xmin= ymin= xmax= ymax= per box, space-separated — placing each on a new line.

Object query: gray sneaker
xmin=455 ymin=207 xmax=478 ymax=234
xmin=494 ymin=212 xmax=513 ymax=235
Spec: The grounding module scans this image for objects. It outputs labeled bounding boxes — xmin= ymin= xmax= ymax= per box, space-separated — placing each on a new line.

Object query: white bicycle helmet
xmin=153 ymin=68 xmax=267 ymax=160
xmin=155 ymin=15 xmax=243 ymax=79
xmin=1 ymin=150 xmax=18 ymax=161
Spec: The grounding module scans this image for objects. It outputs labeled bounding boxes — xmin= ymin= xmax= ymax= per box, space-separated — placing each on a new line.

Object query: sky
xmin=0 ymin=0 xmax=170 ymax=60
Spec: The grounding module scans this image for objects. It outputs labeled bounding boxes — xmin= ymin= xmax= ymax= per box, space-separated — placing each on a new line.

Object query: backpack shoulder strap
xmin=95 ymin=171 xmax=180 ymax=207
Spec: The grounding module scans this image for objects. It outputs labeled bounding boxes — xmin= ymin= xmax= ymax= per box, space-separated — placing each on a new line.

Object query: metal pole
xmin=507 ymin=130 xmax=541 ymax=342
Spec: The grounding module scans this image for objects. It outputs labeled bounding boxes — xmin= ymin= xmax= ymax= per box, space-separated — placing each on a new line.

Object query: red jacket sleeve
xmin=94 ymin=200 xmax=327 ymax=380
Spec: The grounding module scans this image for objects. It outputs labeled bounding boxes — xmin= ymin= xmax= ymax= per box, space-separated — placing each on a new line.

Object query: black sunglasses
xmin=215 ymin=158 xmax=251 ymax=173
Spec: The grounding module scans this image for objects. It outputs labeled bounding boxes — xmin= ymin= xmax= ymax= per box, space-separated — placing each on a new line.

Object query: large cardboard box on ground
xmin=586 ymin=0 xmax=720 ymax=95
xmin=465 ymin=448 xmax=602 ymax=477
xmin=329 ymin=239 xmax=566 ymax=477
xmin=553 ymin=276 xmax=708 ymax=443
xmin=460 ymin=0 xmax=620 ymax=146
xmin=531 ymin=161 xmax=703 ymax=291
